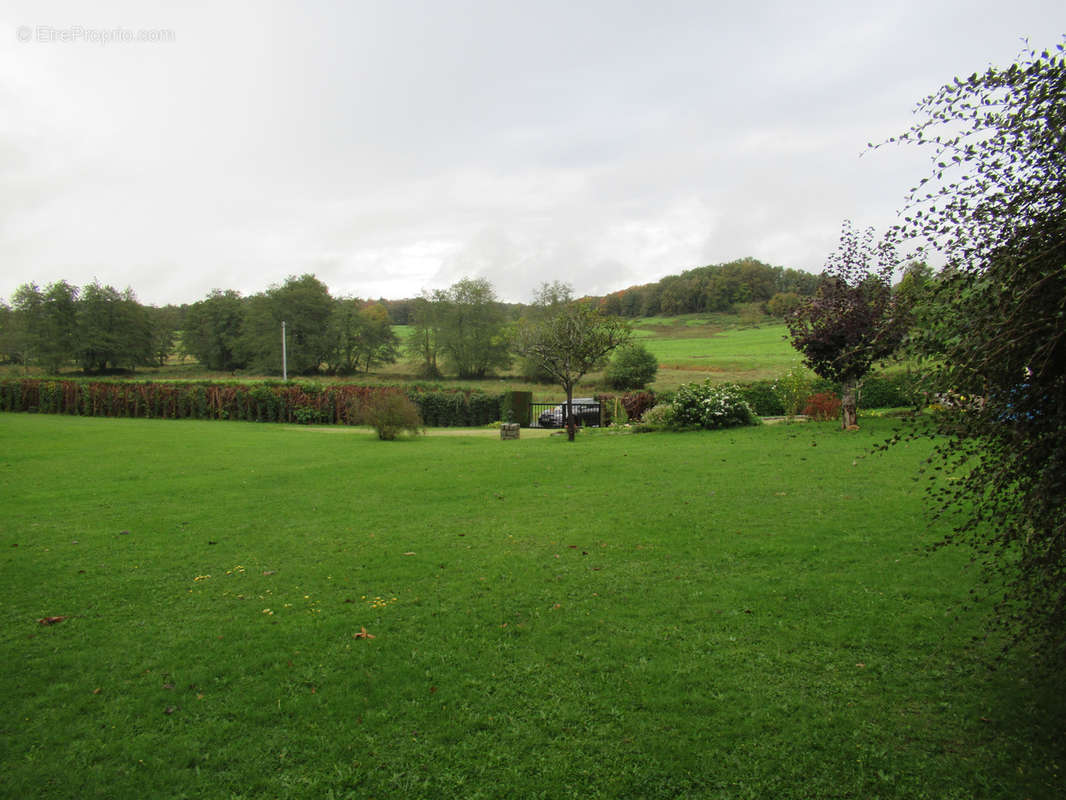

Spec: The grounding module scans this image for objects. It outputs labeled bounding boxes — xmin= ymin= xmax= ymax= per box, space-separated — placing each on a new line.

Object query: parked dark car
xmin=537 ymin=398 xmax=601 ymax=428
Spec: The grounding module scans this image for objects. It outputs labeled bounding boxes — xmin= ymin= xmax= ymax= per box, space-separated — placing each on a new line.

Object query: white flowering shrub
xmin=670 ymin=381 xmax=759 ymax=430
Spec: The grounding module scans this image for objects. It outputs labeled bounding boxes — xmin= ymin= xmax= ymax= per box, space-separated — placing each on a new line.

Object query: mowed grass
xmin=2 ymin=415 xmax=1063 ymax=799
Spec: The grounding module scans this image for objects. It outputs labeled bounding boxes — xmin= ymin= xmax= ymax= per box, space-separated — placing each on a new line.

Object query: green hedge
xmin=0 ymin=372 xmax=922 ymax=427
xmin=735 ymin=382 xmax=785 ymax=416
xmin=731 ymin=372 xmax=927 ymax=416
xmin=0 ymin=379 xmax=500 ymax=428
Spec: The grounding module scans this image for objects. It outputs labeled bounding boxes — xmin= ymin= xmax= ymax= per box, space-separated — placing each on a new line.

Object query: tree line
xmin=0 ymin=275 xmax=402 ymax=376
xmin=0 ymin=274 xmax=533 ymax=378
xmin=1 ymin=256 xmax=817 ymax=378
xmin=0 ymin=281 xmax=173 ymax=374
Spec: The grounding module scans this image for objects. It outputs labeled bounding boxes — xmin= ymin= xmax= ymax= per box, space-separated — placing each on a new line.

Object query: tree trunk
xmin=841 ymin=378 xmax=859 ymax=429
xmin=565 ymin=386 xmax=576 ymax=442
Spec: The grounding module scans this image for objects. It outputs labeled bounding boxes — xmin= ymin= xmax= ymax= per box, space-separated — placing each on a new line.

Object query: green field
xmin=2 ymin=414 xmax=1062 ymax=798
xmin=385 ymin=318 xmax=803 ymax=391
xmin=641 ymin=325 xmax=802 ymax=380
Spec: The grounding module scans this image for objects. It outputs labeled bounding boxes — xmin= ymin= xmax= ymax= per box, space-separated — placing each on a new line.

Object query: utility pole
xmin=282 ymin=321 xmax=287 ymax=381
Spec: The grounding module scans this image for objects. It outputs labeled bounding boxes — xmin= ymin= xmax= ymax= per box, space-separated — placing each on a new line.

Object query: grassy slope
xmin=1 ymin=414 xmax=1062 ymax=798
xmin=639 ymin=323 xmax=803 ymax=383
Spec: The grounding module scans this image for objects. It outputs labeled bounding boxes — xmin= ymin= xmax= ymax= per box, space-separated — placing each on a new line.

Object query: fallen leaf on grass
xmin=856 ymin=663 xmax=866 ymax=668
xmin=164 ymin=706 xmax=178 ymax=715
xmin=353 ymin=627 xmax=376 ymax=640
xmin=37 ymin=616 xmax=67 ymax=626
xmin=402 ymin=552 xmax=416 ymax=556
xmin=92 ymin=688 xmax=102 ymax=695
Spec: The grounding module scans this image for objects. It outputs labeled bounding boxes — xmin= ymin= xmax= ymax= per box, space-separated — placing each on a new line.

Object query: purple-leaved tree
xmin=787 ymin=221 xmax=905 ymax=429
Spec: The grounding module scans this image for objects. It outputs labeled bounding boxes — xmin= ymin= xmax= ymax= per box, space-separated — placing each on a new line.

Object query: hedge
xmin=728 ymin=371 xmax=927 ymax=417
xmin=0 ymin=379 xmax=500 ymax=428
xmin=0 ymin=371 xmax=924 ymax=427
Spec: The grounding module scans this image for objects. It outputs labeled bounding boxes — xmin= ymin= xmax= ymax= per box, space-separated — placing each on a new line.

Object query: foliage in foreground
xmin=886 ymin=39 xmax=1066 ymax=663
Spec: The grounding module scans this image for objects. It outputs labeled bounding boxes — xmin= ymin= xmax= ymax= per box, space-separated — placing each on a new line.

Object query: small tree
xmin=605 ymin=342 xmax=659 ymax=390
xmin=513 ymin=300 xmax=630 ymax=441
xmin=787 ymin=222 xmax=904 ymax=428
xmin=516 ymin=281 xmax=573 ymax=382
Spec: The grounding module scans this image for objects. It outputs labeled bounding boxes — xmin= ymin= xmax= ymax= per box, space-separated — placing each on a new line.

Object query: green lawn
xmin=1 ymin=414 xmax=1062 ymax=798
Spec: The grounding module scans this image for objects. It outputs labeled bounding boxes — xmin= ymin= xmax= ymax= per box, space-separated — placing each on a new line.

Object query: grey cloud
xmin=1 ymin=0 xmax=1062 ymax=306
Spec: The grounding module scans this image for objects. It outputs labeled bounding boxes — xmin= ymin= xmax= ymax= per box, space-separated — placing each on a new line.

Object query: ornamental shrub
xmin=803 ymin=392 xmax=842 ymax=422
xmin=620 ymin=390 xmax=656 ymax=422
xmin=633 ymin=403 xmax=675 ymax=432
xmin=605 ymin=343 xmax=659 ymax=390
xmin=669 ymin=381 xmax=759 ymax=430
xmin=360 ymin=391 xmax=424 ymax=440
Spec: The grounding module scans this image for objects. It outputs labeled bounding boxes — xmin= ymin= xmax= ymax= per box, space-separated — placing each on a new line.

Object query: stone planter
xmin=500 ymin=422 xmax=520 ymax=440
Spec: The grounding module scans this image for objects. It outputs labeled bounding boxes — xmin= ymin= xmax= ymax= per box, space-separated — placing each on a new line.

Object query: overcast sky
xmin=2 ymin=1 xmax=1062 ymax=306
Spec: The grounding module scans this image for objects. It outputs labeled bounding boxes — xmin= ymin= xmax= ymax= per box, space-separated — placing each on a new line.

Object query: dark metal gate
xmin=528 ymin=400 xmax=602 ymax=429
